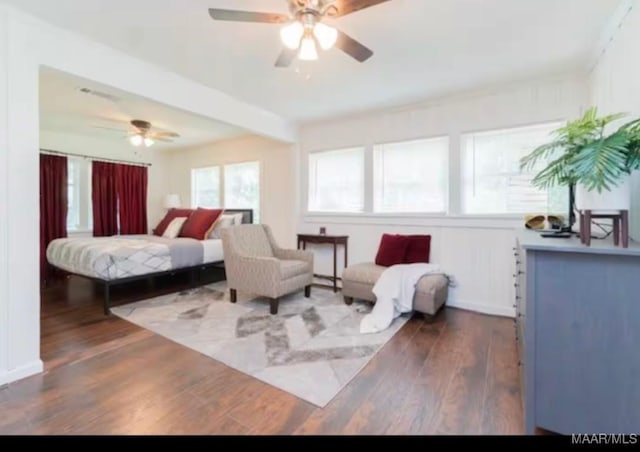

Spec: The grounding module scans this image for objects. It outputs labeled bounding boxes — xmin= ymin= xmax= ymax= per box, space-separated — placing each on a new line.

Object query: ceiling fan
xmin=94 ymin=119 xmax=180 ymax=148
xmin=208 ymin=0 xmax=391 ymax=67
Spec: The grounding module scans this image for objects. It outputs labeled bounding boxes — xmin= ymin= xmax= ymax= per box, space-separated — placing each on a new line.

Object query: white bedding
xmin=202 ymin=239 xmax=224 ymax=263
xmin=360 ymin=263 xmax=443 ymax=334
xmin=47 ymin=235 xmax=224 ymax=281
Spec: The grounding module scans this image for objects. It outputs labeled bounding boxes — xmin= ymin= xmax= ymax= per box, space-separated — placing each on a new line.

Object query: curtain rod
xmin=39 ymin=149 xmax=152 ymax=168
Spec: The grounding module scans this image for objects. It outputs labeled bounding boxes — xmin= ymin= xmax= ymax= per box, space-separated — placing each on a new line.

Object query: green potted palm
xmin=521 ymin=107 xmax=640 ymax=228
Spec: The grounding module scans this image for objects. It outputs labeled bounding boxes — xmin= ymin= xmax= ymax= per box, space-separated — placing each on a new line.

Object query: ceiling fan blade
xmin=92 ymin=125 xmax=127 ymax=133
xmin=153 ymin=131 xmax=180 ymax=138
xmin=152 ymin=137 xmax=173 ymax=143
xmin=208 ymin=8 xmax=289 ymax=24
xmin=275 ymin=48 xmax=297 ymax=68
xmin=335 ymin=30 xmax=374 ymax=62
xmin=328 ymin=0 xmax=391 ymax=18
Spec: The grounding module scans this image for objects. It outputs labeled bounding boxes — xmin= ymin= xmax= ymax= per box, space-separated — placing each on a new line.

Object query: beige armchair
xmin=221 ymin=224 xmax=314 ymax=314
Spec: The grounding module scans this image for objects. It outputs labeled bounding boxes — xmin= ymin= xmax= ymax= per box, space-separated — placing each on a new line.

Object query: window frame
xmin=372 ymin=135 xmax=450 ymax=215
xmin=222 ymin=160 xmax=261 ymax=223
xmin=302 ymin=119 xmax=568 ymax=224
xmin=307 ymin=146 xmax=366 ymax=214
xmin=190 ymin=165 xmax=222 ymax=209
xmin=66 ymin=158 xmax=81 ymax=232
xmin=459 ymin=120 xmax=566 ymax=217
xmin=66 ymin=157 xmax=93 ymax=234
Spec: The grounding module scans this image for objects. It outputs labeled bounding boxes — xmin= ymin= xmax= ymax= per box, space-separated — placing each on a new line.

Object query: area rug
xmin=111 ymin=282 xmax=410 ymax=407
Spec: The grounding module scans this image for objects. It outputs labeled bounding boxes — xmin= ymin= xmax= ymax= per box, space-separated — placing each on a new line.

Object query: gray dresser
xmin=515 ymin=230 xmax=640 ymax=434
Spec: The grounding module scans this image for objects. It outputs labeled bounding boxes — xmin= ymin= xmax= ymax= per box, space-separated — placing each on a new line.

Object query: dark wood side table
xmin=579 ymin=209 xmax=629 ymax=248
xmin=297 ymin=234 xmax=349 ymax=293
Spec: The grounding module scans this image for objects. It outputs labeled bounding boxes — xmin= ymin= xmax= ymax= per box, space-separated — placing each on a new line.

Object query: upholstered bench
xmin=342 ymin=262 xmax=449 ymax=316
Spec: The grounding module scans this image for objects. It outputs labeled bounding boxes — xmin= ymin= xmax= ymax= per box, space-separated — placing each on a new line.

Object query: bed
xmin=47 ymin=209 xmax=253 ymax=314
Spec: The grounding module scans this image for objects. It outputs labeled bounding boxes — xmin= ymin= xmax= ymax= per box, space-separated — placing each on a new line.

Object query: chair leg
xmin=344 ymin=296 xmax=354 ymax=306
xmin=230 ymin=289 xmax=237 ymax=304
xmin=304 ymin=285 xmax=311 ymax=298
xmin=270 ymin=298 xmax=279 ymax=315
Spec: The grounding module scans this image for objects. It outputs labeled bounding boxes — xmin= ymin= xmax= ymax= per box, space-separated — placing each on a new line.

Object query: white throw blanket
xmin=360 ymin=263 xmax=443 ymax=334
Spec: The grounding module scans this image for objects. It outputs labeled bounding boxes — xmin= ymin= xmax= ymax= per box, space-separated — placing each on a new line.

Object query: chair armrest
xmin=234 ymin=255 xmax=281 ymax=275
xmin=274 ymin=248 xmax=314 ymax=265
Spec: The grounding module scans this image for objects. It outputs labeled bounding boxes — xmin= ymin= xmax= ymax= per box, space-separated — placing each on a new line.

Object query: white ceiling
xmin=40 ymin=67 xmax=248 ymax=150
xmin=12 ymin=0 xmax=623 ymax=121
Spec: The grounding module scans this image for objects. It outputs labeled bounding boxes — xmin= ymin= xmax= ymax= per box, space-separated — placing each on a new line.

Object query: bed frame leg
xmin=147 ymin=277 xmax=156 ymax=292
xmin=189 ymin=269 xmax=198 ymax=288
xmin=103 ymin=283 xmax=111 ymax=316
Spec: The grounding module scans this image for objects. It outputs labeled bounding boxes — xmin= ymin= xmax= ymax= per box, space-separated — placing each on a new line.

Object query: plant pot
xmin=575 ymin=176 xmax=631 ymax=214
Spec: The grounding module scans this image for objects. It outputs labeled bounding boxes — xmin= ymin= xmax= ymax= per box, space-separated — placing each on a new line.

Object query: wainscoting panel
xmin=298 ymin=220 xmax=517 ymax=317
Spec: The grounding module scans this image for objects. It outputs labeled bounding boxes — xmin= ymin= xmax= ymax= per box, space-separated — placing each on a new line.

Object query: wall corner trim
xmin=446 ymin=299 xmax=516 ymax=319
xmin=589 ymin=0 xmax=635 ymax=75
xmin=0 ymin=360 xmax=43 ymax=386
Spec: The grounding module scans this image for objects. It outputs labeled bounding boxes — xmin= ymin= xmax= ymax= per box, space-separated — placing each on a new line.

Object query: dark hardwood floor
xmin=0 ymin=275 xmax=524 ymax=435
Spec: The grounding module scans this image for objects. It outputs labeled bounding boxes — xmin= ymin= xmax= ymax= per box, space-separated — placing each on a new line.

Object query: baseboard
xmin=446 ymin=299 xmax=515 ymax=318
xmin=0 ymin=360 xmax=44 ymax=386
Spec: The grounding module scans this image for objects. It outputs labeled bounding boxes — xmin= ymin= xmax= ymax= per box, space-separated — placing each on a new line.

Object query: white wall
xmin=40 ymin=130 xmax=154 ymax=165
xmin=0 ymin=4 xmax=293 ymax=386
xmin=589 ymin=0 xmax=640 ymax=240
xmin=298 ymin=75 xmax=588 ymax=317
xmin=0 ymin=7 xmax=42 ymax=385
xmin=0 ymin=8 xmax=10 ymax=386
xmin=156 ymin=135 xmax=296 ymax=247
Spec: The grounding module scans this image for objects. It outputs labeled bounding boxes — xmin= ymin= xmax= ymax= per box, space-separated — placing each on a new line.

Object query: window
xmin=462 ymin=122 xmax=567 ymax=215
xmin=224 ymin=161 xmax=260 ymax=223
xmin=308 ymin=147 xmax=365 ymax=213
xmin=191 ymin=166 xmax=221 ymax=208
xmin=374 ymin=137 xmax=449 ymax=213
xmin=66 ymin=157 xmax=92 ymax=232
xmin=67 ymin=159 xmax=81 ymax=231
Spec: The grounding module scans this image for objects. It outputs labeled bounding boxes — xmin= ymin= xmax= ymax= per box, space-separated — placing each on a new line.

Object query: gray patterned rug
xmin=112 ymin=282 xmax=409 ymax=407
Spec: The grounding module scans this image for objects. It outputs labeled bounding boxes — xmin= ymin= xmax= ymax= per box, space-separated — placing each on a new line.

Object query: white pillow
xmin=208 ymin=215 xmax=236 ymax=239
xmin=162 ymin=217 xmax=188 ymax=239
xmin=229 ymin=213 xmax=243 ymax=225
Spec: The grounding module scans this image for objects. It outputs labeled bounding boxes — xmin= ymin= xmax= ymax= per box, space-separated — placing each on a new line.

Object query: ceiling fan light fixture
xmin=298 ymin=36 xmax=318 ymax=61
xmin=129 ymin=134 xmax=143 ymax=147
xmin=144 ymin=137 xmax=155 ymax=148
xmin=313 ymin=23 xmax=338 ymax=50
xmin=280 ymin=21 xmax=304 ymax=50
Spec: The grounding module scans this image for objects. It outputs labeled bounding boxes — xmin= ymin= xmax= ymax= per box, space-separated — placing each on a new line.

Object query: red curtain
xmin=92 ymin=161 xmax=118 ymax=237
xmin=40 ymin=154 xmax=68 ymax=283
xmin=116 ymin=164 xmax=148 ymax=235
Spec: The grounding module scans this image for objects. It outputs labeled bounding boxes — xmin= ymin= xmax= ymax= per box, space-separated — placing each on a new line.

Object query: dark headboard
xmin=224 ymin=209 xmax=254 ymax=224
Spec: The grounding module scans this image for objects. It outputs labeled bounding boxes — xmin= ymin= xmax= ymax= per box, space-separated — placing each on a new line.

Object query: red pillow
xmin=404 ymin=235 xmax=431 ymax=264
xmin=153 ymin=209 xmax=194 ymax=236
xmin=375 ymin=234 xmax=411 ymax=267
xmin=179 ymin=208 xmax=224 ymax=240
